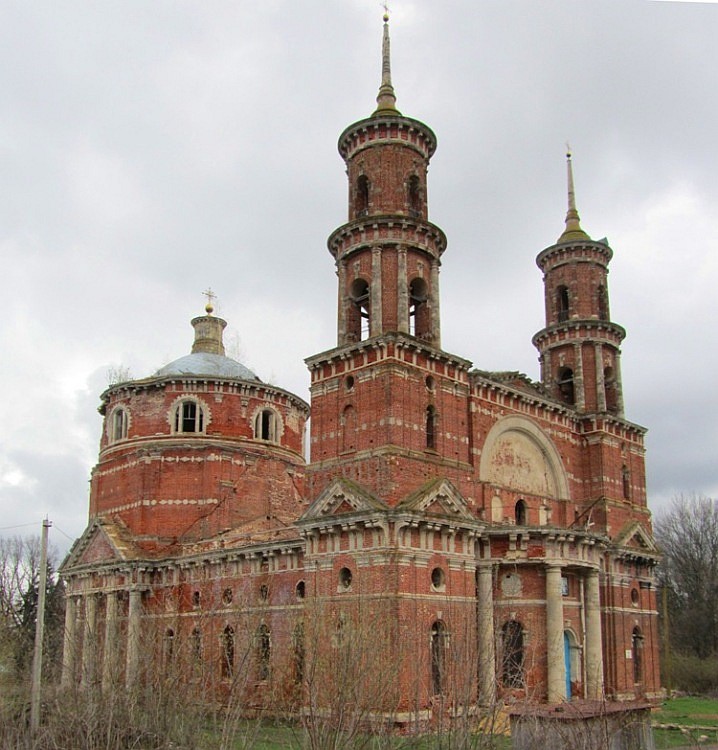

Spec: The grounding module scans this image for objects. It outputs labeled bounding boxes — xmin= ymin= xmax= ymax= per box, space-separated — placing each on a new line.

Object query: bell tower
xmin=533 ymin=152 xmax=626 ymax=416
xmin=331 ymin=14 xmax=446 ymax=347
xmin=306 ymin=15 xmax=471 ymax=503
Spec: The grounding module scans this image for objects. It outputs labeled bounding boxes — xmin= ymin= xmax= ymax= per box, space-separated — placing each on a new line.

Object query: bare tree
xmin=654 ymin=494 xmax=718 ymax=658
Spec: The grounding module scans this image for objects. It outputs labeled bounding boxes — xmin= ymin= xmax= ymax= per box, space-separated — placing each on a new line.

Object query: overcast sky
xmin=1 ymin=0 xmax=716 ymax=556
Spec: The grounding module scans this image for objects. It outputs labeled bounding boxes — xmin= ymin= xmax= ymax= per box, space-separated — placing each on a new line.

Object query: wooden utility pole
xmin=30 ymin=518 xmax=51 ymax=732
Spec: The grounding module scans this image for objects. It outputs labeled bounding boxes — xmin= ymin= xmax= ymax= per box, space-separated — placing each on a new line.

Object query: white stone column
xmin=397 ymin=245 xmax=409 ymax=333
xmin=430 ymin=259 xmax=441 ymax=347
xmin=595 ymin=343 xmax=606 ymax=412
xmin=584 ymin=569 xmax=604 ymax=699
xmin=545 ymin=564 xmax=566 ymax=702
xmin=102 ymin=592 xmax=119 ymax=691
xmin=61 ymin=595 xmax=78 ymax=687
xmin=126 ymin=588 xmax=142 ymax=687
xmin=614 ymin=350 xmax=625 ymax=417
xmin=476 ymin=564 xmax=496 ymax=704
xmin=573 ymin=343 xmax=585 ymax=412
xmin=337 ymin=259 xmax=346 ymax=344
xmin=370 ymin=247 xmax=382 ymax=336
xmin=81 ymin=594 xmax=97 ymax=688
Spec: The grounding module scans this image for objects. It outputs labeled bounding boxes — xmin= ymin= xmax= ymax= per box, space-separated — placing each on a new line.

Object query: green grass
xmin=652 ymin=696 xmax=718 ymax=748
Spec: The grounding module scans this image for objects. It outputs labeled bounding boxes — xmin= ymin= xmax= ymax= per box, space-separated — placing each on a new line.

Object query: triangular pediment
xmin=300 ymin=478 xmax=388 ymax=522
xmin=397 ymin=478 xmax=474 ymax=520
xmin=613 ymin=521 xmax=659 ymax=554
xmin=60 ymin=518 xmax=132 ymax=572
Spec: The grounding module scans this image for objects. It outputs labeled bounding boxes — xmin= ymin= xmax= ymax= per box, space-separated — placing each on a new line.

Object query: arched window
xmin=191 ymin=627 xmax=202 ymax=663
xmin=431 ymin=621 xmax=448 ymax=695
xmin=341 ymin=404 xmax=357 ymax=452
xmin=293 ymin=623 xmax=305 ymax=685
xmin=407 ymin=174 xmax=421 ymax=216
xmin=622 ymin=465 xmax=631 ymax=501
xmin=174 ymin=400 xmax=204 ymax=433
xmin=557 ymin=367 xmax=575 ymax=405
xmin=597 ymin=285 xmax=608 ymax=320
xmin=112 ymin=408 xmax=128 ymax=441
xmin=632 ymin=627 xmax=643 ymax=683
xmin=557 ymin=285 xmax=570 ymax=323
xmin=501 ymin=620 xmax=524 ymax=688
xmin=222 ymin=625 xmax=235 ymax=679
xmin=348 ymin=278 xmax=371 ymax=341
xmin=409 ymin=278 xmax=429 ymax=338
xmin=257 ymin=624 xmax=271 ymax=681
xmin=255 ymin=408 xmax=277 ymax=442
xmin=514 ymin=499 xmax=527 ymax=526
xmin=163 ymin=628 xmax=175 ymax=670
xmin=426 ymin=405 xmax=437 ymax=450
xmin=355 ymin=175 xmax=369 ymax=217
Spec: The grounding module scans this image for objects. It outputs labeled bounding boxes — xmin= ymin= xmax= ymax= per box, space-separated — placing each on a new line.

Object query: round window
xmin=431 ymin=567 xmax=445 ymax=590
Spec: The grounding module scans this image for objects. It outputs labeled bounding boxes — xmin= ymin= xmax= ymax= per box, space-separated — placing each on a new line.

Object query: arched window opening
xmin=191 ymin=627 xmax=202 ymax=663
xmin=622 ymin=465 xmax=631 ymax=501
xmin=632 ymin=627 xmax=643 ymax=683
xmin=296 ymin=581 xmax=306 ymax=599
xmin=557 ymin=367 xmax=575 ymax=405
xmin=255 ymin=408 xmax=277 ymax=442
xmin=112 ymin=408 xmax=128 ymax=441
xmin=514 ymin=499 xmax=527 ymax=526
xmin=431 ymin=621 xmax=448 ymax=695
xmin=597 ymin=285 xmax=608 ymax=320
xmin=175 ymin=400 xmax=204 ymax=433
xmin=341 ymin=404 xmax=357 ymax=453
xmin=348 ymin=278 xmax=371 ymax=342
xmin=163 ymin=628 xmax=175 ymax=670
xmin=604 ymin=367 xmax=618 ymax=413
xmin=407 ymin=175 xmax=421 ymax=217
xmin=501 ymin=620 xmax=524 ymax=688
xmin=409 ymin=277 xmax=429 ymax=338
xmin=355 ymin=175 xmax=369 ymax=217
xmin=426 ymin=405 xmax=437 ymax=450
xmin=222 ymin=626 xmax=235 ymax=679
xmin=557 ymin=286 xmax=570 ymax=323
xmin=258 ymin=624 xmax=271 ymax=681
xmin=293 ymin=623 xmax=305 ymax=685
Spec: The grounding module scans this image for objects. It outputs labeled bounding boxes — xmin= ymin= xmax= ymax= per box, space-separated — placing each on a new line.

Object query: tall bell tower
xmin=332 ymin=14 xmax=446 ymax=347
xmin=532 ymin=152 xmax=626 ymax=416
xmin=306 ymin=14 xmax=471 ymax=503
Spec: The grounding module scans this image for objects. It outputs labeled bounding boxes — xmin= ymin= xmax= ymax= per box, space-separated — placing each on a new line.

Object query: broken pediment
xmin=397 ymin=478 xmax=474 ymax=520
xmin=300 ymin=477 xmax=387 ymax=521
xmin=613 ymin=521 xmax=659 ymax=555
xmin=60 ymin=517 xmax=133 ymax=571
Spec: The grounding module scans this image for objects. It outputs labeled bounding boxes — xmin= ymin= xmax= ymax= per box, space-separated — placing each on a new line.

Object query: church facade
xmin=61 ymin=18 xmax=661 ymax=725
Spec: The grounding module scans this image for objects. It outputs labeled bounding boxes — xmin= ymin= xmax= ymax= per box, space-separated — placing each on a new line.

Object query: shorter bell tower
xmin=532 ymin=152 xmax=626 ymax=415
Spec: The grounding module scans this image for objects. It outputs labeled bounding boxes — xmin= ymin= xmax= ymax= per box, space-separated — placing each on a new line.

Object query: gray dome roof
xmin=155 ymin=352 xmax=258 ymax=381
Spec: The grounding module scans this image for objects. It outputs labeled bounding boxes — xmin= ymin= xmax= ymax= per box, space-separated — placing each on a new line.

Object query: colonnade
xmin=61 ymin=588 xmax=144 ymax=690
xmin=477 ymin=562 xmax=604 ymax=704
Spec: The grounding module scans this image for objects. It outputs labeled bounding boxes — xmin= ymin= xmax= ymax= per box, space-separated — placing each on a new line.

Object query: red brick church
xmin=61 ymin=15 xmax=661 ymax=730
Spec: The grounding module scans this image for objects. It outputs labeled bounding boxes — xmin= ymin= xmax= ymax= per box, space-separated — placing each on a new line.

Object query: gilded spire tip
xmin=203 ymin=287 xmax=216 ymax=315
xmin=373 ymin=3 xmax=400 ymax=116
xmin=558 ymin=146 xmax=590 ymax=243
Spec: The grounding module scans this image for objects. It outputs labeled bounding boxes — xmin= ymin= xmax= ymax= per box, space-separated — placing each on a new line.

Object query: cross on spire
xmin=203 ymin=287 xmax=217 ymax=315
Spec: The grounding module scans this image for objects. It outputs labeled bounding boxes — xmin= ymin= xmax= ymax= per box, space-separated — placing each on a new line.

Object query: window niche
xmin=355 ymin=175 xmax=369 ymax=217
xmin=556 ymin=285 xmax=570 ymax=322
xmin=111 ymin=407 xmax=128 ymax=442
xmin=173 ymin=400 xmax=205 ymax=434
xmin=557 ymin=367 xmax=575 ymax=405
xmin=254 ymin=408 xmax=279 ymax=442
xmin=501 ymin=620 xmax=525 ymax=688
xmin=407 ymin=174 xmax=421 ymax=217
xmin=338 ymin=567 xmax=353 ymax=591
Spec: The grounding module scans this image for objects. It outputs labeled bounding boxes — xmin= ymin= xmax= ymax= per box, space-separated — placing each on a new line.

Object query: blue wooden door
xmin=564 ymin=632 xmax=572 ymax=699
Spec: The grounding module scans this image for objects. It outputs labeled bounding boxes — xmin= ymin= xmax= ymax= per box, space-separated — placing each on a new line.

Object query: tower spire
xmin=373 ymin=8 xmax=401 ymax=116
xmin=558 ymin=147 xmax=590 ymax=243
